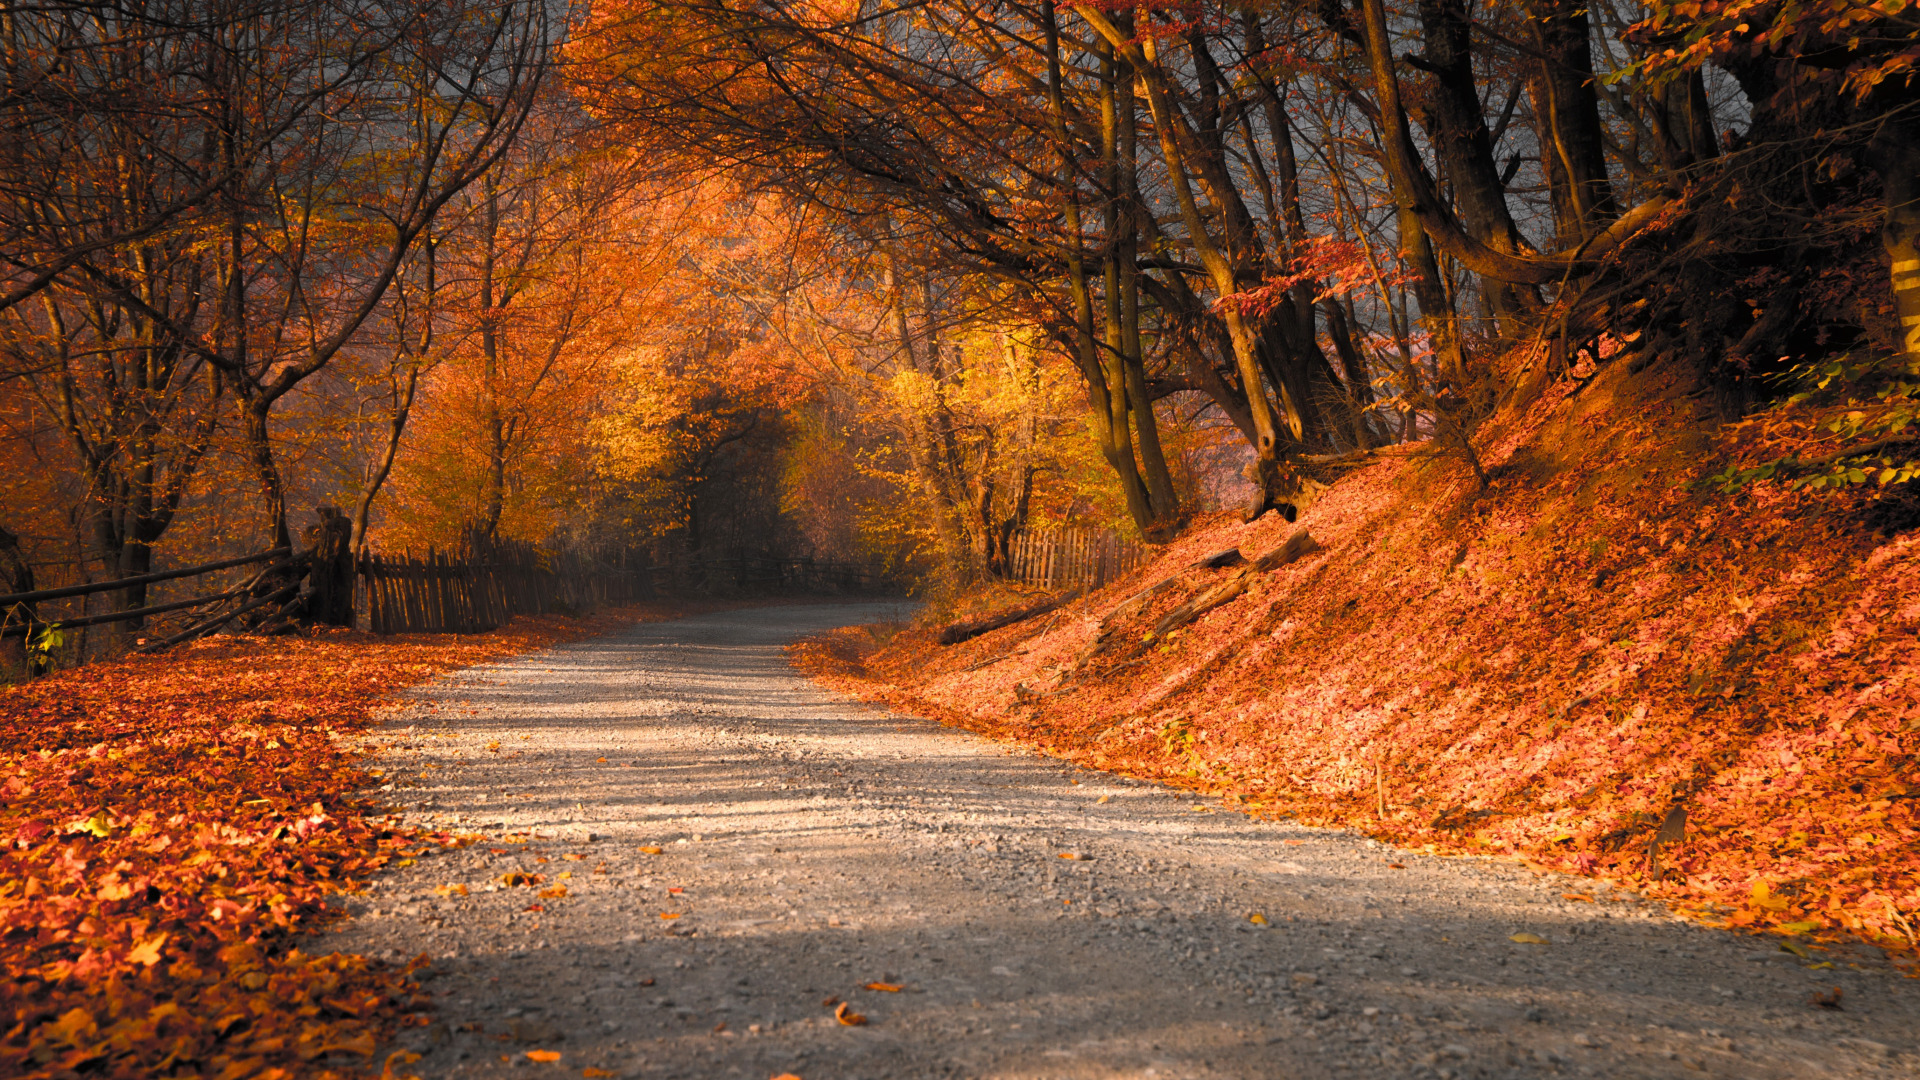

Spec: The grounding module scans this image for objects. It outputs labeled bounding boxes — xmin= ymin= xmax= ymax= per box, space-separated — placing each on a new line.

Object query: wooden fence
xmin=1006 ymin=525 xmax=1148 ymax=591
xmin=358 ymin=545 xmax=650 ymax=635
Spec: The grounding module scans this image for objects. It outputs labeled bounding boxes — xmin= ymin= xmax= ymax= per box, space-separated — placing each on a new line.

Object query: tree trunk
xmin=1871 ymin=128 xmax=1920 ymax=367
xmin=1415 ymin=0 xmax=1538 ymax=333
xmin=1525 ymin=0 xmax=1617 ymax=245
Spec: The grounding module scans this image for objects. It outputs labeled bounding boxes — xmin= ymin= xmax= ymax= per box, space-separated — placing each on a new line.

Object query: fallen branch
xmin=1148 ymin=529 xmax=1322 ymax=638
xmin=138 ymin=581 xmax=300 ymax=653
xmin=937 ymin=590 xmax=1081 ymax=646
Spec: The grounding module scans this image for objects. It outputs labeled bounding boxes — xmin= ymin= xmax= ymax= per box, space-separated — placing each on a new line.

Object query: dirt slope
xmin=794 ymin=356 xmax=1920 ymax=962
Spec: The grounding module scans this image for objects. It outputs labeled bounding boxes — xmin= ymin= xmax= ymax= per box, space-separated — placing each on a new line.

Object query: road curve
xmin=323 ymin=603 xmax=1919 ymax=1080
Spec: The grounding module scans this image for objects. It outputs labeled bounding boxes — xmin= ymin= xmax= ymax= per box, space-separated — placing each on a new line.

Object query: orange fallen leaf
xmin=596 ymin=757 xmax=608 ymax=763
xmin=1562 ymin=893 xmax=1594 ymax=902
xmin=435 ymin=883 xmax=469 ymax=897
xmin=525 ymin=904 xmax=545 ymax=913
xmin=1248 ymin=913 xmax=1268 ymax=925
xmin=564 ymin=853 xmax=586 ymax=861
xmin=1057 ymin=852 xmax=1089 ymax=860
xmin=381 ymin=1050 xmax=423 ymax=1080
xmin=639 ymin=846 xmax=663 ymax=855
xmin=660 ymin=912 xmax=681 ymax=919
xmin=834 ymin=1002 xmax=866 ymax=1026
xmin=668 ymin=886 xmax=684 ymax=894
xmin=864 ymin=981 xmax=903 ymax=992
xmin=770 ymin=1074 xmax=804 ymax=1080
xmin=526 ymin=1049 xmax=562 ymax=1063
xmin=583 ymin=1070 xmax=617 ymax=1078
xmin=538 ymin=885 xmax=568 ymax=899
xmin=1388 ymin=862 xmax=1406 ymax=869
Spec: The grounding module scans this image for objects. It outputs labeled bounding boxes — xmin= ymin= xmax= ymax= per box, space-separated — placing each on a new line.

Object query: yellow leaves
xmin=1751 ymin=881 xmax=1791 ymax=912
xmin=1096 ymin=794 xmax=1110 ymax=804
xmin=67 ymin=811 xmax=112 ymax=838
xmin=434 ymin=883 xmax=470 ymax=897
xmin=487 ymin=741 xmax=502 ymax=752
xmin=97 ymin=879 xmax=135 ymax=901
xmin=526 ymin=1049 xmax=563 ymax=1063
xmin=863 ymin=981 xmax=903 ymax=992
xmin=538 ymin=885 xmax=569 ymax=899
xmin=639 ymin=845 xmax=663 ymax=855
xmin=48 ymin=1006 xmax=97 ymax=1045
xmin=127 ymin=932 xmax=169 ymax=966
xmin=1509 ymin=932 xmax=1549 ymax=945
xmin=1248 ymin=913 xmax=1268 ymax=925
xmin=499 ymin=872 xmax=545 ymax=887
xmin=833 ymin=1002 xmax=866 ymax=1026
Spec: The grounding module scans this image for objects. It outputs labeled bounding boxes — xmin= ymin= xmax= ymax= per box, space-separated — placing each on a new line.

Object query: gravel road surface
xmin=323 ymin=603 xmax=1920 ymax=1080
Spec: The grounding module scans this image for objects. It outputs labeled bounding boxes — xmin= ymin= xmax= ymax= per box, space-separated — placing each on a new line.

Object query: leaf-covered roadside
xmin=0 ymin=607 xmax=668 ymax=1079
xmin=793 ymin=367 xmax=1920 ymax=971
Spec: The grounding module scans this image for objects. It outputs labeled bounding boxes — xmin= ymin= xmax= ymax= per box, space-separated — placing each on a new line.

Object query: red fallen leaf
xmin=1388 ymin=863 xmax=1406 ymax=869
xmin=1811 ymin=986 xmax=1844 ymax=1009
xmin=667 ymin=886 xmax=684 ymax=894
xmin=525 ymin=904 xmax=546 ymax=913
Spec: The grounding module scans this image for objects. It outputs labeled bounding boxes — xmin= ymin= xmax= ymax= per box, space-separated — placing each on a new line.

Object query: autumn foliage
xmin=794 ymin=357 xmax=1920 ymax=965
xmin=0 ymin=610 xmax=665 ymax=1079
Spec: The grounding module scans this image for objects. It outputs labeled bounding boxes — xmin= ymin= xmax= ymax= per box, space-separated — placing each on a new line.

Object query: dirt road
xmin=324 ymin=604 xmax=1919 ymax=1079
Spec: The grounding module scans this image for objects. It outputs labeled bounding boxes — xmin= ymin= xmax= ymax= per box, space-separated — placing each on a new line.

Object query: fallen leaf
xmin=564 ymin=853 xmax=586 ymax=861
xmin=595 ymin=757 xmax=607 ymax=763
xmin=499 ymin=872 xmax=541 ymax=887
xmin=1248 ymin=913 xmax=1268 ymax=925
xmin=526 ymin=1049 xmax=562 ymax=1063
xmin=771 ymin=1074 xmax=804 ymax=1080
xmin=1388 ymin=862 xmax=1406 ymax=869
xmin=1811 ymin=986 xmax=1844 ymax=1009
xmin=127 ymin=932 xmax=169 ymax=966
xmin=639 ymin=846 xmax=662 ymax=855
xmin=659 ymin=912 xmax=681 ymax=920
xmin=1283 ymin=839 xmax=1305 ymax=846
xmin=1562 ymin=892 xmax=1594 ymax=902
xmin=1057 ymin=852 xmax=1088 ymax=861
xmin=713 ymin=1021 xmax=727 ymax=1032
xmin=820 ymin=996 xmax=839 ymax=1007
xmin=435 ymin=883 xmax=470 ymax=897
xmin=538 ymin=885 xmax=568 ymax=899
xmin=1096 ymin=795 xmax=1110 ymax=803
xmin=381 ymin=1050 xmax=423 ymax=1080
xmin=583 ymin=1070 xmax=616 ymax=1078
xmin=525 ymin=904 xmax=545 ymax=913
xmin=864 ymin=982 xmax=903 ymax=992
xmin=668 ymin=886 xmax=683 ymax=894
xmin=1510 ymin=932 xmax=1549 ymax=945
xmin=834 ymin=1002 xmax=866 ymax=1026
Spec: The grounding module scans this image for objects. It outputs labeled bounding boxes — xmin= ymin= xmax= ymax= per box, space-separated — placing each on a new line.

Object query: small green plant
xmin=1705 ymin=352 xmax=1920 ymax=493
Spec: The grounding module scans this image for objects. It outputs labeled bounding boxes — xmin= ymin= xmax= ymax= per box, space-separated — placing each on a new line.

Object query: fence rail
xmin=1006 ymin=525 xmax=1148 ymax=591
